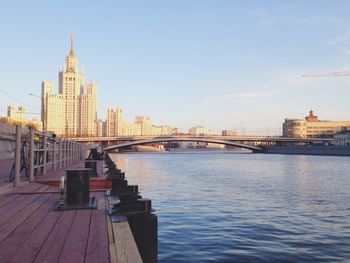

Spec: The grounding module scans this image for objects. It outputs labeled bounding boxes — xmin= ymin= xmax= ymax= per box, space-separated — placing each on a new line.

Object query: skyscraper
xmin=42 ymin=35 xmax=97 ymax=136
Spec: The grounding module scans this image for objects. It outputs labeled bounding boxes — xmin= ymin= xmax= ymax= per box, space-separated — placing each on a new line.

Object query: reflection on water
xmin=110 ymin=153 xmax=350 ymax=262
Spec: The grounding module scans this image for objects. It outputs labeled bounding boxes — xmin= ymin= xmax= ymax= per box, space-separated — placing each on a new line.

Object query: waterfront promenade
xmin=0 ymin=159 xmax=142 ymax=263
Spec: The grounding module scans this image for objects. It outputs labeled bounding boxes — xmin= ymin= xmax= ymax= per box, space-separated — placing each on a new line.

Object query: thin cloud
xmin=247 ymin=8 xmax=342 ymax=28
xmin=201 ymin=90 xmax=277 ymax=106
xmin=329 ymin=30 xmax=350 ymax=45
xmin=219 ymin=91 xmax=277 ymax=99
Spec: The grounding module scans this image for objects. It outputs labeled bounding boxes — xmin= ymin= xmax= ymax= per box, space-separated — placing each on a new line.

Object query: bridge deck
xmin=0 ymin=160 xmax=141 ymax=263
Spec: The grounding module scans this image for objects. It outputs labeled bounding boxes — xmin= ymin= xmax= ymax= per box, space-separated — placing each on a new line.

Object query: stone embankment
xmin=0 ymin=123 xmax=28 ymax=159
xmin=262 ymin=145 xmax=350 ymax=156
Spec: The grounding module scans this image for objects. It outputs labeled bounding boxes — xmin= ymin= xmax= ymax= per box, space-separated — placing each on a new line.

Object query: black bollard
xmin=85 ymin=160 xmax=98 ymax=177
xmin=66 ymin=168 xmax=91 ymax=205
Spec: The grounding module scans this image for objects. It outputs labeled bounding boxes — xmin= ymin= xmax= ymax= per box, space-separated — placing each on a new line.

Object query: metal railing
xmin=13 ymin=125 xmax=88 ymax=187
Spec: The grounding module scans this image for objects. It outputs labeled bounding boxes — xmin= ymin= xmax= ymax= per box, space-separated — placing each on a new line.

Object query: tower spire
xmin=70 ymin=33 xmax=74 ymax=56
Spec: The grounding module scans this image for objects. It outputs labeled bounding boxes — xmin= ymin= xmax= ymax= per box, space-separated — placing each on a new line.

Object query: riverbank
xmin=262 ymin=145 xmax=350 ymax=156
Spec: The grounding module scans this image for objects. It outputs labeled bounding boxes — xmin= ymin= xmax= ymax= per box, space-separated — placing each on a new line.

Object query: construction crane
xmin=302 ymin=70 xmax=350 ymax=77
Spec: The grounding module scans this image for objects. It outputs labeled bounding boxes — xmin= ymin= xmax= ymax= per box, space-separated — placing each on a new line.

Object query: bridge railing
xmin=13 ymin=126 xmax=88 ymax=187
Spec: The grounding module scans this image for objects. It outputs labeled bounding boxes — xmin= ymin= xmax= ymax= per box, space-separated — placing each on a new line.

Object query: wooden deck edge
xmin=112 ymin=220 xmax=143 ymax=263
xmin=106 ymin=204 xmax=142 ymax=263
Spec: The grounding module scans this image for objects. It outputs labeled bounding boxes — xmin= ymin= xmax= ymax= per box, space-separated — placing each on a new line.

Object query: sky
xmin=1 ymin=0 xmax=350 ymax=135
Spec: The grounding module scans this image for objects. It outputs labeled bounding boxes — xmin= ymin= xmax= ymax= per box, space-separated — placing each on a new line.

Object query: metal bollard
xmin=66 ymin=168 xmax=91 ymax=205
xmin=85 ymin=160 xmax=98 ymax=177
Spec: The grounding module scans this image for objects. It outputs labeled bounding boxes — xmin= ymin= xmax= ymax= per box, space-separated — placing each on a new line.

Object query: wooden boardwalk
xmin=0 ymin=160 xmax=142 ymax=263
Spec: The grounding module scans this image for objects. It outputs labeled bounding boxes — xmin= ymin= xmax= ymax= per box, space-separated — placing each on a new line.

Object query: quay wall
xmin=0 ymin=123 xmax=28 ymax=159
xmin=262 ymin=146 xmax=350 ymax=156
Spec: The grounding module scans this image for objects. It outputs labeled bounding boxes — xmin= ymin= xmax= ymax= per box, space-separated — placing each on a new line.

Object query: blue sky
xmin=1 ymin=1 xmax=350 ymax=135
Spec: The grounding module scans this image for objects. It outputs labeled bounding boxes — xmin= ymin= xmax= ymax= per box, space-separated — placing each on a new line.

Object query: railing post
xmin=65 ymin=140 xmax=68 ymax=166
xmin=29 ymin=129 xmax=34 ymax=182
xmin=58 ymin=139 xmax=62 ymax=169
xmin=53 ymin=137 xmax=56 ymax=171
xmin=71 ymin=142 xmax=74 ymax=163
xmin=62 ymin=140 xmax=66 ymax=167
xmin=73 ymin=142 xmax=75 ymax=163
xmin=75 ymin=142 xmax=78 ymax=162
xmin=42 ymin=133 xmax=47 ymax=175
xmin=14 ymin=125 xmax=21 ymax=187
xmin=67 ymin=141 xmax=71 ymax=165
xmin=71 ymin=141 xmax=74 ymax=163
xmin=69 ymin=141 xmax=72 ymax=164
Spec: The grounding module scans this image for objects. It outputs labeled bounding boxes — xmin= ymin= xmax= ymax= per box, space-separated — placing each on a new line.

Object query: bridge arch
xmin=103 ymin=137 xmax=262 ymax=152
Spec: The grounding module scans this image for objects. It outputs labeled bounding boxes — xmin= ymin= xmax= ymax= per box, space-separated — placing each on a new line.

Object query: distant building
xmin=283 ymin=110 xmax=350 ymax=138
xmin=334 ymin=130 xmax=350 ymax=146
xmin=42 ymin=81 xmax=65 ymax=134
xmin=7 ymin=105 xmax=26 ymax=122
xmin=106 ymin=108 xmax=126 ymax=136
xmin=6 ymin=105 xmax=42 ymax=131
xmin=104 ymin=109 xmax=174 ymax=137
xmin=222 ymin=130 xmax=236 ymax=136
xmin=188 ymin=126 xmax=212 ymax=136
xmin=135 ymin=116 xmax=152 ymax=136
xmin=42 ymin=35 xmax=97 ymax=136
xmin=151 ymin=125 xmax=173 ymax=136
xmin=96 ymin=119 xmax=106 ymax=137
xmin=172 ymin=128 xmax=181 ymax=135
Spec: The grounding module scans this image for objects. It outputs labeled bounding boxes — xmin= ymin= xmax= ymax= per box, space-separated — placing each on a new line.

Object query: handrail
xmin=13 ymin=126 xmax=88 ymax=186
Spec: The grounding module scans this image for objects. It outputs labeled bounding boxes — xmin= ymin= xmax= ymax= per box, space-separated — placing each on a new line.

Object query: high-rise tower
xmin=59 ymin=34 xmax=85 ymax=136
xmin=42 ymin=35 xmax=97 ymax=136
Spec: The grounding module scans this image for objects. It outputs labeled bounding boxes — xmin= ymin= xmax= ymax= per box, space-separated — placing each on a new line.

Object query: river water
xmin=110 ymin=152 xmax=350 ymax=262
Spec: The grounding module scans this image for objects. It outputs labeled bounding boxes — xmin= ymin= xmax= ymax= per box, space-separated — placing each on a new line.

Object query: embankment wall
xmin=0 ymin=123 xmax=28 ymax=160
xmin=263 ymin=146 xmax=350 ymax=156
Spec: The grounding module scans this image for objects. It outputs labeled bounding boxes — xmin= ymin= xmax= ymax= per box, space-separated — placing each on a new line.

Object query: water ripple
xmin=112 ymin=153 xmax=350 ymax=262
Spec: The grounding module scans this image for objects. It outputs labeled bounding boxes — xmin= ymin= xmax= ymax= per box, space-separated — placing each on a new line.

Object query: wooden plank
xmin=85 ymin=209 xmax=109 ymax=263
xmin=0 ymin=184 xmax=13 ymax=196
xmin=12 ymin=182 xmax=46 ymax=194
xmin=7 ymin=196 xmax=61 ymax=263
xmin=97 ymin=197 xmax=106 ymax=210
xmin=58 ymin=209 xmax=92 ymax=263
xmin=0 ymin=194 xmax=18 ymax=208
xmin=106 ymin=208 xmax=118 ymax=263
xmin=34 ymin=210 xmax=76 ymax=263
xmin=0 ymin=195 xmax=51 ymax=261
xmin=0 ymin=194 xmax=41 ymax=227
xmin=109 ymin=243 xmax=118 ymax=263
xmin=112 ymin=220 xmax=143 ymax=263
xmin=34 ymin=184 xmax=52 ymax=192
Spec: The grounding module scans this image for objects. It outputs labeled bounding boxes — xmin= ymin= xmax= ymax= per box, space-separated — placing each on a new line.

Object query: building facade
xmin=42 ymin=35 xmax=97 ymax=136
xmin=104 ymin=109 xmax=175 ymax=136
xmin=135 ymin=116 xmax=152 ymax=136
xmin=222 ymin=130 xmax=236 ymax=136
xmin=7 ymin=105 xmax=26 ymax=122
xmin=334 ymin=130 xmax=350 ymax=146
xmin=188 ymin=126 xmax=212 ymax=136
xmin=106 ymin=108 xmax=127 ymax=136
xmin=283 ymin=110 xmax=350 ymax=138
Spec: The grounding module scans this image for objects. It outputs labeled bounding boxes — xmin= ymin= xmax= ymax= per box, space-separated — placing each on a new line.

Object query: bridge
xmin=69 ymin=135 xmax=333 ymax=152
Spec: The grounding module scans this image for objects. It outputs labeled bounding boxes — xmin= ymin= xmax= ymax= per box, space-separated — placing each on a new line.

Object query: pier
xmin=0 ymin=126 xmax=153 ymax=263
